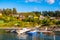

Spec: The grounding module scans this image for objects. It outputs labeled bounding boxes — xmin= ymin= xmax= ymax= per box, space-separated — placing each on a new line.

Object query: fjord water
xmin=0 ymin=32 xmax=60 ymax=40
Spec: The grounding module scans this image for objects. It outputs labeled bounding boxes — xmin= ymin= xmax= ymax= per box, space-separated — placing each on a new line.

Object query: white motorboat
xmin=16 ymin=28 xmax=31 ymax=34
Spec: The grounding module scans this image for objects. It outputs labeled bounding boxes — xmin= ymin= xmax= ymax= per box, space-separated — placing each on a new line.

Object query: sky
xmin=0 ymin=0 xmax=60 ymax=12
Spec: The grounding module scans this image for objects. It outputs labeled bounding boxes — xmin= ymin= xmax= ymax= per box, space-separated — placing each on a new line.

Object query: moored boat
xmin=26 ymin=30 xmax=37 ymax=36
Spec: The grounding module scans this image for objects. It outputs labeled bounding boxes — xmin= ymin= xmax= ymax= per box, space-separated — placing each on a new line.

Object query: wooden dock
xmin=0 ymin=27 xmax=53 ymax=34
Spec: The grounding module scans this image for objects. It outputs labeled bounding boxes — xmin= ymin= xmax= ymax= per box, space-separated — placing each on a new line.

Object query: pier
xmin=0 ymin=27 xmax=53 ymax=34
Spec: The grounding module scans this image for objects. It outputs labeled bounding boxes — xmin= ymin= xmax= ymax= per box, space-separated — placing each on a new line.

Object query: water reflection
xmin=17 ymin=32 xmax=55 ymax=40
xmin=0 ymin=32 xmax=60 ymax=40
xmin=17 ymin=33 xmax=28 ymax=40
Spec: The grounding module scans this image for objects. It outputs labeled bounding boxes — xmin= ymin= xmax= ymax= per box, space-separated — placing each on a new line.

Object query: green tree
xmin=13 ymin=8 xmax=17 ymax=14
xmin=2 ymin=8 xmax=6 ymax=15
xmin=42 ymin=18 xmax=50 ymax=26
xmin=34 ymin=12 xmax=41 ymax=17
xmin=55 ymin=11 xmax=60 ymax=17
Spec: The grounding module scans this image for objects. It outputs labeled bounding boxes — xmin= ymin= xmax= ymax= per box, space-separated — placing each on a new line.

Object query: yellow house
xmin=0 ymin=13 xmax=2 ymax=16
xmin=34 ymin=16 xmax=38 ymax=19
xmin=0 ymin=13 xmax=2 ymax=18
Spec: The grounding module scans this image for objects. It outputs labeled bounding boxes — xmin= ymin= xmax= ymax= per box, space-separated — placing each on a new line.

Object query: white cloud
xmin=46 ymin=0 xmax=55 ymax=4
xmin=25 ymin=0 xmax=43 ymax=3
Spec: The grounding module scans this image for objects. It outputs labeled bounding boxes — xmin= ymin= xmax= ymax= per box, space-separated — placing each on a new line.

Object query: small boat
xmin=27 ymin=30 xmax=37 ymax=36
xmin=17 ymin=29 xmax=26 ymax=35
xmin=17 ymin=28 xmax=31 ymax=34
xmin=11 ymin=30 xmax=17 ymax=33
